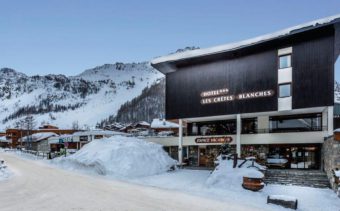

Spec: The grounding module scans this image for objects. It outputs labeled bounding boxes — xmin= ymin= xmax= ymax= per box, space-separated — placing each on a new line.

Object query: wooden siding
xmin=164 ymin=25 xmax=336 ymax=119
xmin=292 ymin=35 xmax=334 ymax=109
xmin=166 ymin=50 xmax=278 ymax=119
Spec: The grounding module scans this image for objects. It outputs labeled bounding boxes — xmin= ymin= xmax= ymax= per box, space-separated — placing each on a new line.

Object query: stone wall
xmin=322 ymin=136 xmax=340 ymax=190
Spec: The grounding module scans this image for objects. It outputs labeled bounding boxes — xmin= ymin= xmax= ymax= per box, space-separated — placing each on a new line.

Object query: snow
xmin=0 ymin=136 xmax=9 ymax=143
xmin=20 ymin=132 xmax=58 ymax=142
xmin=334 ymin=128 xmax=340 ymax=132
xmin=133 ymin=169 xmax=340 ymax=211
xmin=136 ymin=121 xmax=150 ymax=126
xmin=335 ymin=170 xmax=340 ymax=177
xmin=52 ymin=135 xmax=177 ymax=178
xmin=269 ymin=195 xmax=297 ymax=202
xmin=152 ymin=14 xmax=340 ymax=66
xmin=151 ymin=118 xmax=179 ymax=129
xmin=0 ymin=159 xmax=12 ymax=181
xmin=267 ymin=158 xmax=288 ymax=164
xmin=0 ymin=62 xmax=164 ymax=131
xmin=206 ymin=156 xmax=265 ymax=188
xmin=3 ymin=148 xmax=340 ymax=210
xmin=72 ymin=130 xmax=128 ymax=137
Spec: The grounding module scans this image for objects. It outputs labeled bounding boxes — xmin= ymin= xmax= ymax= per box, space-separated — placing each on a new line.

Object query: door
xmin=199 ymin=147 xmax=207 ymax=166
xmin=290 ymin=146 xmax=318 ymax=169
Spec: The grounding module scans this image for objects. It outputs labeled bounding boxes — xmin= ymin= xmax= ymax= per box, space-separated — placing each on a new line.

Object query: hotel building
xmin=149 ymin=15 xmax=340 ymax=170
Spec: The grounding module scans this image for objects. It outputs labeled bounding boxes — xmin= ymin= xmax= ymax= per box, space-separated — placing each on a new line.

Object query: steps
xmin=264 ymin=169 xmax=330 ymax=188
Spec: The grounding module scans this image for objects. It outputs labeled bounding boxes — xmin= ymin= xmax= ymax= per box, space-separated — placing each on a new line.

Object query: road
xmin=0 ymin=152 xmax=262 ymax=211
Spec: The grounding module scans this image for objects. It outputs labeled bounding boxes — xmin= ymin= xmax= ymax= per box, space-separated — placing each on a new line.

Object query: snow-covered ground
xmin=0 ymin=152 xmax=262 ymax=211
xmin=2 ymin=136 xmax=340 ymax=211
xmin=0 ymin=151 xmax=13 ymax=181
xmin=130 ymin=157 xmax=340 ymax=211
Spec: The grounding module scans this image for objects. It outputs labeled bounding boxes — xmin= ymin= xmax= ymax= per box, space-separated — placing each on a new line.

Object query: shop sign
xmin=200 ymin=88 xmax=274 ymax=105
xmin=195 ymin=136 xmax=233 ymax=144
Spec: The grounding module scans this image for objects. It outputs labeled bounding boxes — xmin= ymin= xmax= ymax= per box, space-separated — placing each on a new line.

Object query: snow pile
xmin=53 ymin=135 xmax=177 ymax=178
xmin=0 ymin=160 xmax=11 ymax=181
xmin=206 ymin=156 xmax=265 ymax=190
xmin=335 ymin=170 xmax=340 ymax=177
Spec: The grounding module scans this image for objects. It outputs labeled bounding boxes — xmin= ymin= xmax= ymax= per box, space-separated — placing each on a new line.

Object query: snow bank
xmin=0 ymin=160 xmax=12 ymax=181
xmin=53 ymin=136 xmax=177 ymax=178
xmin=206 ymin=156 xmax=265 ymax=190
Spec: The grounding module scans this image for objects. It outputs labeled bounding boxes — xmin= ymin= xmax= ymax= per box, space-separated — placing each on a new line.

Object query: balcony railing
xmin=185 ymin=126 xmax=327 ymax=136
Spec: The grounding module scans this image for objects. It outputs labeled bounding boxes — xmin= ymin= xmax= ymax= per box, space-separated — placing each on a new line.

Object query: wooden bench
xmin=267 ymin=195 xmax=298 ymax=210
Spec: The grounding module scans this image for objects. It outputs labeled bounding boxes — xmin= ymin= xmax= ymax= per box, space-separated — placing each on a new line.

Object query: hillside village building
xmin=150 ymin=15 xmax=340 ymax=170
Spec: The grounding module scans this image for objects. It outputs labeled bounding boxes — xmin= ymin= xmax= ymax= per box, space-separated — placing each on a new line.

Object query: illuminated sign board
xmin=200 ymin=88 xmax=274 ymax=105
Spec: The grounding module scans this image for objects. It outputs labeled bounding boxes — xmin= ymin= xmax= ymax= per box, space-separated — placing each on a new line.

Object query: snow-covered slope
xmin=0 ymin=62 xmax=164 ymax=130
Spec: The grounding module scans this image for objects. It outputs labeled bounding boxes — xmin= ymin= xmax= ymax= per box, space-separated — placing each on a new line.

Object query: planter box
xmin=334 ymin=132 xmax=340 ymax=141
xmin=242 ymin=176 xmax=264 ymax=191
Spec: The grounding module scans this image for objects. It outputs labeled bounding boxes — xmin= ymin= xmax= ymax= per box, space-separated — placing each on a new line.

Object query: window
xmin=241 ymin=118 xmax=258 ymax=134
xmin=188 ymin=120 xmax=236 ymax=136
xmin=270 ymin=113 xmax=322 ymax=132
xmin=79 ymin=136 xmax=88 ymax=142
xmin=279 ymin=55 xmax=291 ymax=69
xmin=279 ymin=83 xmax=291 ymax=98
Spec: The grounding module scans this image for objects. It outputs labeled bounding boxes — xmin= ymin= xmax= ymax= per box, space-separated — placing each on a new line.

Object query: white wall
xmin=145 ymin=131 xmax=326 ymax=146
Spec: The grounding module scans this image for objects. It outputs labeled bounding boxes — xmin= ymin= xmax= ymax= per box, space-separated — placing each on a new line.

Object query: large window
xmin=188 ymin=120 xmax=236 ymax=136
xmin=279 ymin=83 xmax=291 ymax=98
xmin=242 ymin=118 xmax=258 ymax=134
xmin=270 ymin=113 xmax=322 ymax=132
xmin=279 ymin=54 xmax=291 ymax=69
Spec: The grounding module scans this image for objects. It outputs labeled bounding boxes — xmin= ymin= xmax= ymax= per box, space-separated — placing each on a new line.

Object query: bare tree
xmin=23 ymin=115 xmax=36 ymax=150
xmin=72 ymin=121 xmax=79 ymax=130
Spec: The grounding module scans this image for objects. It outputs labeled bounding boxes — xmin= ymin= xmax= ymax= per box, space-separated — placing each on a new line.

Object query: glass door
xmin=290 ymin=147 xmax=305 ymax=169
xmin=290 ymin=146 xmax=318 ymax=169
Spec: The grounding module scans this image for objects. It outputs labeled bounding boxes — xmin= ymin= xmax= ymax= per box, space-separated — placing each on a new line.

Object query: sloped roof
xmin=21 ymin=132 xmax=58 ymax=143
xmin=152 ymin=14 xmax=340 ymax=73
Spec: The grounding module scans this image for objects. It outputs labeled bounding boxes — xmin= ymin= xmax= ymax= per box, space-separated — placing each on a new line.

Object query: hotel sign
xmin=195 ymin=136 xmax=233 ymax=144
xmin=200 ymin=88 xmax=274 ymax=105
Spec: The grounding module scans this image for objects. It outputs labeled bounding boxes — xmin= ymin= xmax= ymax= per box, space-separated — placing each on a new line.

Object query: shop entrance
xmin=290 ymin=146 xmax=318 ymax=169
xmin=267 ymin=144 xmax=320 ymax=169
xmin=198 ymin=146 xmax=220 ymax=167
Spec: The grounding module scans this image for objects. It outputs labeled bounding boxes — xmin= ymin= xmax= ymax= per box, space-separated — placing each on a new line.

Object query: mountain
xmin=0 ymin=62 xmax=163 ymax=130
xmin=98 ymin=78 xmax=165 ymax=127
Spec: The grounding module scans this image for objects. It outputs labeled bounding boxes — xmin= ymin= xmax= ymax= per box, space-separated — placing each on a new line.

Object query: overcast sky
xmin=1 ymin=0 xmax=340 ymax=76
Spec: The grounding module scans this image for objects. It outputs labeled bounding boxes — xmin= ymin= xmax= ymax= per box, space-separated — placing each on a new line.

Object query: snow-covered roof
xmin=135 ymin=121 xmax=150 ymax=127
xmin=151 ymin=14 xmax=340 ymax=73
xmin=0 ymin=136 xmax=9 ymax=143
xmin=72 ymin=130 xmax=128 ymax=136
xmin=20 ymin=132 xmax=58 ymax=142
xmin=151 ymin=119 xmax=179 ymax=129
xmin=334 ymin=128 xmax=340 ymax=132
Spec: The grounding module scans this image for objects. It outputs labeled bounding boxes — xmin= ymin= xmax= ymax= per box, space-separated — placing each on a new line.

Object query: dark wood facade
xmin=162 ymin=24 xmax=338 ymax=119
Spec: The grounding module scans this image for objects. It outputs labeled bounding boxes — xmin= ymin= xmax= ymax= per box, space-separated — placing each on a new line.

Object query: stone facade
xmin=322 ymin=136 xmax=340 ymax=190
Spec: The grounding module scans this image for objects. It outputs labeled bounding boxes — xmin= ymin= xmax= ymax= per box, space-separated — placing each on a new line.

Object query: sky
xmin=1 ymin=0 xmax=340 ymax=76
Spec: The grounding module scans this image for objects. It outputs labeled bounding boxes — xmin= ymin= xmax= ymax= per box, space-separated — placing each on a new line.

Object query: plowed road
xmin=0 ymin=153 xmax=260 ymax=211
